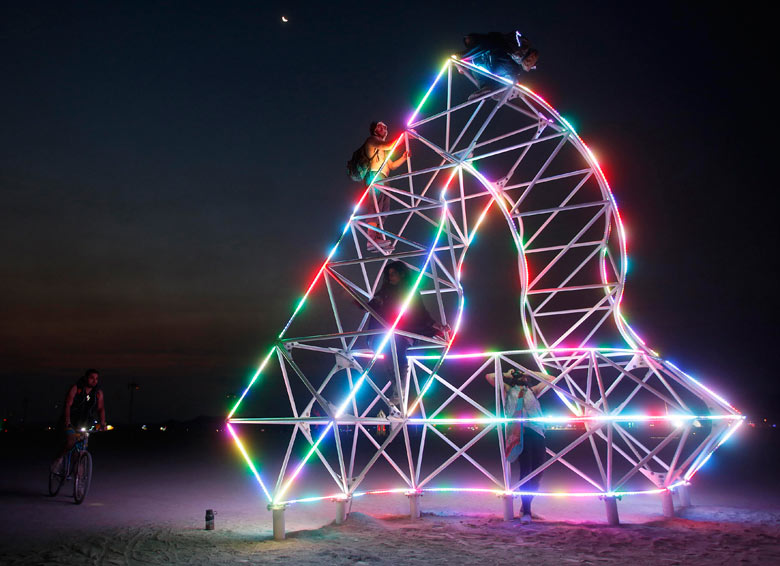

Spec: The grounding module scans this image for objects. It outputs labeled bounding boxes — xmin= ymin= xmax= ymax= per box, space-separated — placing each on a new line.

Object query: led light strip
xmin=684 ymin=418 xmax=744 ymax=481
xmin=407 ymin=414 xmax=742 ymax=425
xmin=227 ymin=423 xmax=272 ymax=501
xmin=409 ymin=347 xmax=647 ymax=360
xmin=279 ymin=479 xmax=693 ymax=507
xmin=228 ymin=57 xmax=742 ymax=507
xmin=665 ymin=360 xmax=738 ymax=412
xmin=449 ymin=59 xmax=744 ymax=429
xmin=407 ymin=193 xmax=493 ymax=415
xmin=454 ymin=56 xmax=640 ymax=354
xmin=230 ymin=414 xmax=743 ymax=426
xmin=273 ymin=164 xmax=459 ymax=504
xmin=455 ymin=161 xmax=584 ymax=417
xmin=227 ymin=61 xmax=452 ymax=502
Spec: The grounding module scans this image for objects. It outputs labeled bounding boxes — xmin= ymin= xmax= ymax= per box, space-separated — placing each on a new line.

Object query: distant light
xmin=281 ymin=16 xmax=288 ymax=23
xmin=106 ymin=424 xmax=114 ymax=431
xmin=141 ymin=424 xmax=147 ymax=431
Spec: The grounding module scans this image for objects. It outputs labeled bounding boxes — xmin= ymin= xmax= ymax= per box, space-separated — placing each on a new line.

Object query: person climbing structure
xmin=460 ymin=31 xmax=539 ymax=100
xmin=363 ymin=261 xmax=449 ymax=409
xmin=347 ymin=121 xmax=409 ymax=252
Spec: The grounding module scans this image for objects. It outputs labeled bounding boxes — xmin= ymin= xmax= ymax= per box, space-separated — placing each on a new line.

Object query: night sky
xmin=2 ymin=2 xmax=777 ymax=424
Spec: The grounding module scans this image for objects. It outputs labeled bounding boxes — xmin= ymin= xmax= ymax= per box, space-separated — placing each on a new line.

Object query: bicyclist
xmin=56 ymin=369 xmax=106 ymax=462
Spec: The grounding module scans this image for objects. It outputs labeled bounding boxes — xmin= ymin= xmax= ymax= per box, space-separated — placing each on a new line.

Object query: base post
xmin=335 ymin=498 xmax=349 ymax=525
xmin=502 ymin=494 xmax=514 ymax=521
xmin=603 ymin=496 xmax=620 ymax=526
xmin=676 ymin=484 xmax=691 ymax=508
xmin=408 ymin=492 xmax=421 ymax=519
xmin=661 ymin=489 xmax=675 ymax=518
xmin=270 ymin=505 xmax=286 ymax=540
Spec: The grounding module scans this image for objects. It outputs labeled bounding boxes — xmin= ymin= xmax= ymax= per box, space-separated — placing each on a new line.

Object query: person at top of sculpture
xmin=361 ymin=121 xmax=409 ymax=252
xmin=460 ymin=31 xmax=539 ymax=100
xmin=486 ymin=367 xmax=547 ymax=523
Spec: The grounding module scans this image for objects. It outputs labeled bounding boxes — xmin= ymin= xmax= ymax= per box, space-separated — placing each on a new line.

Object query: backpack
xmin=346 ymin=144 xmax=379 ymax=182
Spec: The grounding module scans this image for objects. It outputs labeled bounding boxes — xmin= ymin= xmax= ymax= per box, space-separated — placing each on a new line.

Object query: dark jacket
xmin=368 ymin=283 xmax=438 ymax=337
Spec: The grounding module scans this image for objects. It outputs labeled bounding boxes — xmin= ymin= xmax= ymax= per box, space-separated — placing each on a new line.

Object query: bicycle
xmin=48 ymin=427 xmax=94 ymax=504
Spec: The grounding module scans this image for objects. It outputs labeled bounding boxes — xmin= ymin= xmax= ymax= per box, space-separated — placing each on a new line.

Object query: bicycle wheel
xmin=48 ymin=458 xmax=65 ymax=496
xmin=73 ymin=451 xmax=92 ymax=504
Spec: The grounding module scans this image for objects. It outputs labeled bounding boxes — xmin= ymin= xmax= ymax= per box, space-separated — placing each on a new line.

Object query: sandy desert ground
xmin=1 ymin=428 xmax=778 ymax=565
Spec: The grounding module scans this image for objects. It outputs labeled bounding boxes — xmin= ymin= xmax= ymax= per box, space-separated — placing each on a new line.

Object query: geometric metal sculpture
xmin=226 ymin=56 xmax=743 ymax=537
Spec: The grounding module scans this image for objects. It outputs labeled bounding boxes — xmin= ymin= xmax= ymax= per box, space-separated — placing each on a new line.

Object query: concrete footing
xmin=271 ymin=505 xmax=286 ymax=540
xmin=335 ymin=498 xmax=349 ymax=524
xmin=676 ymin=484 xmax=691 ymax=508
xmin=604 ymin=496 xmax=620 ymax=525
xmin=502 ymin=494 xmax=514 ymax=521
xmin=408 ymin=493 xmax=421 ymax=519
xmin=661 ymin=489 xmax=675 ymax=518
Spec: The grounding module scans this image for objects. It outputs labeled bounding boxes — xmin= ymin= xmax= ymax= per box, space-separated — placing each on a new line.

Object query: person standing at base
xmin=486 ymin=367 xmax=547 ymax=523
xmin=362 ymin=121 xmax=409 ymax=251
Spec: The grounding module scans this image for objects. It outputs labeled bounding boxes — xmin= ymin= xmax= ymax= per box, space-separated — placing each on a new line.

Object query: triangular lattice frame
xmin=226 ymin=57 xmax=742 ymax=516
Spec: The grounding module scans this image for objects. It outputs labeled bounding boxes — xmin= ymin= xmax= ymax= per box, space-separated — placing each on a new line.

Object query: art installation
xmin=226 ymin=56 xmax=743 ymax=539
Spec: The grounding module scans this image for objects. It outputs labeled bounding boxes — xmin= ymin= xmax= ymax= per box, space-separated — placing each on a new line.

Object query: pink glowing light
xmin=273 ymin=168 xmax=459 ymax=503
xmin=228 ymin=57 xmax=743 ymax=509
xmin=408 ymin=414 xmax=741 ymax=426
xmin=278 ymin=485 xmax=678 ymax=507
